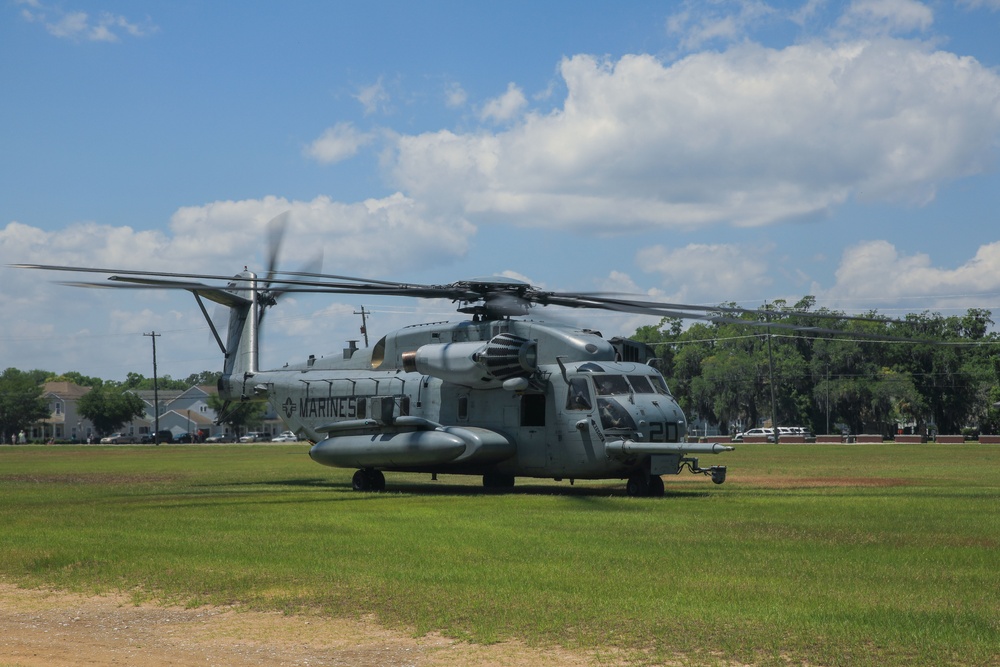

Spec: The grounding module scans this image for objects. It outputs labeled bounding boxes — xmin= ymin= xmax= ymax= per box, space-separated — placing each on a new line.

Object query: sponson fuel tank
xmin=309 ymin=420 xmax=515 ymax=468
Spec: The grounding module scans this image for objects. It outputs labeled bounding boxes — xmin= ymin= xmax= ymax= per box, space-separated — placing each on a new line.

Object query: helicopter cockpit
xmin=562 ymin=363 xmax=682 ymax=437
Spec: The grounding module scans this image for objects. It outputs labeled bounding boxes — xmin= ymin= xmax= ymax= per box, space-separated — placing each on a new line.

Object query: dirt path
xmin=0 ymin=584 xmax=619 ymax=666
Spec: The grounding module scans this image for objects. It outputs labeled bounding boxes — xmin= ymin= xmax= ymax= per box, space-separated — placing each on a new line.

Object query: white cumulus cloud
xmin=479 ymin=83 xmax=528 ymax=124
xmin=2 ymin=202 xmax=474 ymax=293
xmin=838 ymin=0 xmax=934 ymax=36
xmin=356 ymin=78 xmax=390 ymax=116
xmin=390 ymin=41 xmax=1000 ymax=233
xmin=304 ymin=122 xmax=375 ymax=165
xmin=824 ymin=240 xmax=1000 ymax=313
xmin=17 ymin=1 xmax=155 ymax=42
xmin=0 ymin=193 xmax=477 ymax=379
xmin=636 ymin=243 xmax=774 ymax=304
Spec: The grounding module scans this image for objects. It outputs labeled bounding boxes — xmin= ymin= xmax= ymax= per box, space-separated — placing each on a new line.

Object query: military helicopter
xmin=15 ymin=218 xmax=872 ymax=496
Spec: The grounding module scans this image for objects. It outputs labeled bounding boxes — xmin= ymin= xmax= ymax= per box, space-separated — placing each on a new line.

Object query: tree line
xmin=631 ymin=298 xmax=1000 ymax=437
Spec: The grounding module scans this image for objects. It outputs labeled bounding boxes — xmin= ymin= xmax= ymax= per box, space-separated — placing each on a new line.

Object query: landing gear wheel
xmin=352 ymin=468 xmax=385 ymax=492
xmin=648 ymin=474 xmax=665 ymax=497
xmin=626 ymin=472 xmax=650 ymax=497
xmin=626 ymin=472 xmax=664 ymax=497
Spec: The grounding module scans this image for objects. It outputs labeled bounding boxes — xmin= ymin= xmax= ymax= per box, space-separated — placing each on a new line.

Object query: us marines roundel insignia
xmin=283 ymin=397 xmax=297 ymax=419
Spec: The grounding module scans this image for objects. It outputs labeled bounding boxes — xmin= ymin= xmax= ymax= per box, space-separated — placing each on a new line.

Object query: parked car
xmin=733 ymin=427 xmax=775 ymax=442
xmin=204 ymin=434 xmax=231 ymax=443
xmin=99 ymin=432 xmax=132 ymax=444
xmin=776 ymin=426 xmax=816 ymax=442
xmin=174 ymin=432 xmax=196 ymax=443
xmin=271 ymin=431 xmax=298 ymax=442
xmin=240 ymin=431 xmax=267 ymax=442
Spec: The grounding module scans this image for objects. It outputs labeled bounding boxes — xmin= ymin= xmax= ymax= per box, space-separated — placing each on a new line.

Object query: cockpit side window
xmin=597 ymin=398 xmax=636 ymax=430
xmin=566 ymin=377 xmax=592 ymax=411
xmin=594 ymin=375 xmax=630 ymax=396
xmin=650 ymin=375 xmax=672 ymax=396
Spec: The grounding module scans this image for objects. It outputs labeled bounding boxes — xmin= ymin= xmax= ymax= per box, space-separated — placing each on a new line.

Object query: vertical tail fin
xmin=201 ymin=271 xmax=261 ymax=401
xmin=222 ymin=271 xmax=260 ymax=378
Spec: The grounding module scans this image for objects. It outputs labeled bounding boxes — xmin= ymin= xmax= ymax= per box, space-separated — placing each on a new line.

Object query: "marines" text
xmin=299 ymin=396 xmax=360 ymax=419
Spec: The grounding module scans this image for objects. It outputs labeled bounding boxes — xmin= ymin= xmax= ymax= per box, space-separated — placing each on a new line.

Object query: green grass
xmin=1 ymin=443 xmax=997 ymax=666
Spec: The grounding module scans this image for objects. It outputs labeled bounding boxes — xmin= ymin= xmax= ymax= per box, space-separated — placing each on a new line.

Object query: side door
xmin=555 ymin=376 xmax=602 ymax=473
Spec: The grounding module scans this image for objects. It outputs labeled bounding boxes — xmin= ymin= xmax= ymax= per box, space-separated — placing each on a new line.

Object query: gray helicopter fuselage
xmin=253 ymin=318 xmax=692 ymax=480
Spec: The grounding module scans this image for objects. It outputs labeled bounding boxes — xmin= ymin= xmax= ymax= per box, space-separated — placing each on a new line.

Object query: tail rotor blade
xmin=263 ymin=211 xmax=289 ymax=289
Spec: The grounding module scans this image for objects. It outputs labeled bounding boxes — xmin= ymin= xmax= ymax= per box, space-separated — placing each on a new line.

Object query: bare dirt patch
xmin=0 ymin=584 xmax=621 ymax=666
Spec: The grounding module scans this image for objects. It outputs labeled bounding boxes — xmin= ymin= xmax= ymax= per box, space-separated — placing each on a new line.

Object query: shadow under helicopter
xmin=246 ymin=477 xmax=716 ymax=499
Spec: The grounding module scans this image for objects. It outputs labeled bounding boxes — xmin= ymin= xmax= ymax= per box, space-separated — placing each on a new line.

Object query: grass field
xmin=1 ymin=443 xmax=997 ymax=666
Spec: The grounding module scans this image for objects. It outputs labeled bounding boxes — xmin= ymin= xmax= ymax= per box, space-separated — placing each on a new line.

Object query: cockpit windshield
xmin=626 ymin=375 xmax=653 ymax=393
xmin=567 ymin=372 xmax=673 ymax=409
xmin=592 ymin=373 xmax=672 ymax=396
xmin=594 ymin=375 xmax=630 ymax=396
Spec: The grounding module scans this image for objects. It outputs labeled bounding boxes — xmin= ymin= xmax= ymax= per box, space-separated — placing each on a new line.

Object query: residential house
xmin=38 ymin=381 xmax=96 ymax=442
xmin=31 ymin=382 xmax=284 ymax=443
xmin=128 ymin=385 xmax=282 ymax=440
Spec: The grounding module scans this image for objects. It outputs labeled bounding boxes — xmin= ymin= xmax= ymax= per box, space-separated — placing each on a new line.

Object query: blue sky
xmin=2 ymin=0 xmax=1000 ymax=382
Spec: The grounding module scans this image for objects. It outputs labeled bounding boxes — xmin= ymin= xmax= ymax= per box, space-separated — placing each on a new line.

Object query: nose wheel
xmin=626 ymin=472 xmax=665 ymax=497
xmin=352 ymin=468 xmax=386 ymax=492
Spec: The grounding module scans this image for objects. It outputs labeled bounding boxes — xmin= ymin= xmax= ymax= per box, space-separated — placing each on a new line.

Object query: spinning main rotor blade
xmin=16 ymin=262 xmax=906 ymax=337
xmin=13 ymin=263 xmax=441 ymax=294
xmin=549 ymin=291 xmax=887 ymax=324
xmin=55 ymin=277 xmax=252 ymax=308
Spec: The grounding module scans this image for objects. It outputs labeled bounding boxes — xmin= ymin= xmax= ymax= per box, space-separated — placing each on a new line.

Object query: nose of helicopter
xmin=628 ymin=394 xmax=687 ymax=443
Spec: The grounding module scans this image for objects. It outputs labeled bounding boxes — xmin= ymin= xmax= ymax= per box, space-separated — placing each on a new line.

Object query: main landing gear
xmin=626 ymin=471 xmax=665 ymax=497
xmin=352 ymin=468 xmax=385 ymax=492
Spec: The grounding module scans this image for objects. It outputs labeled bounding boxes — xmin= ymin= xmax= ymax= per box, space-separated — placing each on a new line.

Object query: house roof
xmin=43 ymin=381 xmax=92 ymax=399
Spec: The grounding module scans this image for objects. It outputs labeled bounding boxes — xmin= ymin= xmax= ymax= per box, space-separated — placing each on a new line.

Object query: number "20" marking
xmin=648 ymin=422 xmax=679 ymax=442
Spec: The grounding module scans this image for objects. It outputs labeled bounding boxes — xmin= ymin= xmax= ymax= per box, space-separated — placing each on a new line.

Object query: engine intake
xmin=402 ymin=333 xmax=537 ymax=388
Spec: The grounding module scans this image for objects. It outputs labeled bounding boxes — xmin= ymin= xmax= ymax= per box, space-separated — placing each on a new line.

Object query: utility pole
xmin=826 ymin=364 xmax=831 ymax=435
xmin=354 ymin=306 xmax=370 ymax=347
xmin=144 ymin=332 xmax=161 ymax=445
xmin=765 ymin=303 xmax=777 ymax=442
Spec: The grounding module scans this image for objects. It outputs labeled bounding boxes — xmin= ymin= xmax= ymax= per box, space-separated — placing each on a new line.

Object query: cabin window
xmin=398 ymin=396 xmax=410 ymax=416
xmin=565 ymin=378 xmax=592 ymax=411
xmin=521 ymin=393 xmax=545 ymax=427
xmin=458 ymin=396 xmax=469 ymax=421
